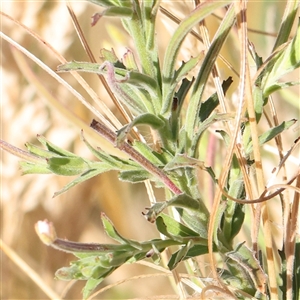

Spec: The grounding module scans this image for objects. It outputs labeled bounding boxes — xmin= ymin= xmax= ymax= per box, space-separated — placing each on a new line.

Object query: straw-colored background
xmin=1 ymin=1 xmax=299 ymax=299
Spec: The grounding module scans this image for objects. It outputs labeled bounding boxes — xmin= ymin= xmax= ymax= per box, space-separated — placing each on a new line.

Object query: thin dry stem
xmin=0 ymin=239 xmax=61 ymax=300
xmin=234 ymin=2 xmax=279 ymax=296
xmin=206 ymin=2 xmax=244 ymax=296
xmin=65 ymin=3 xmax=135 ymax=131
xmin=266 ymin=96 xmax=290 ymax=244
xmin=216 ymin=169 xmax=300 ymax=204
xmin=0 ymin=11 xmax=121 ymax=131
xmin=10 ymin=47 xmax=104 ymax=143
xmin=238 ymin=1 xmax=279 ymax=296
xmin=285 ymin=175 xmax=300 ymax=299
xmin=0 ymin=31 xmax=115 ymax=131
xmin=87 ymin=271 xmax=206 ymax=300
xmin=195 ymin=2 xmax=235 ymax=296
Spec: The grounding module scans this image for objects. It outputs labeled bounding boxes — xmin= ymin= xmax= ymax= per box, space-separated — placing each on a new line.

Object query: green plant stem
xmin=52 ymin=237 xmax=183 ymax=255
xmin=52 ymin=239 xmax=127 ymax=254
xmin=90 ymin=119 xmax=182 ymax=195
xmin=36 ymin=218 xmax=184 ymax=255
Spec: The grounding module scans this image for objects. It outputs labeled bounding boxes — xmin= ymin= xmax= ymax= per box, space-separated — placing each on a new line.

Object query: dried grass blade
xmin=65 ymin=3 xmax=134 ymax=128
xmin=0 ymin=11 xmax=121 ymax=131
xmin=0 ymin=239 xmax=61 ymax=300
xmin=285 ymin=175 xmax=300 ymax=299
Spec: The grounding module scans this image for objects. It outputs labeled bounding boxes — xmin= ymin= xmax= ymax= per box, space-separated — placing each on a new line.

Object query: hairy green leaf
xmin=155 ymin=216 xmax=184 ymax=242
xmin=157 ymin=213 xmax=206 ymax=240
xmin=184 ymin=5 xmax=235 ymax=154
xmin=272 ymin=0 xmax=299 ymax=51
xmin=168 ymin=243 xmax=209 ymax=270
xmin=164 ymin=154 xmax=206 ymax=171
xmin=25 ymin=142 xmax=60 ymax=159
xmin=119 ymin=169 xmax=152 ymax=183
xmin=132 ymin=140 xmax=165 ymax=166
xmin=19 ymin=161 xmax=52 ymax=175
xmin=46 ymin=157 xmax=88 ymax=176
xmin=101 ymin=213 xmax=142 ymax=250
xmin=144 ymin=194 xmax=209 ymax=238
xmin=168 ymin=240 xmax=194 ymax=269
xmin=53 ymin=166 xmax=112 ymax=197
xmin=245 ymin=119 xmax=297 ymax=155
xmin=37 ymin=135 xmax=77 ymax=157
xmin=81 ymin=131 xmax=130 ymax=169
xmin=225 ymin=242 xmax=267 ymax=296
xmin=82 ymin=274 xmax=112 ymax=300
xmin=262 ymin=19 xmax=300 ymax=97
xmin=162 ymin=1 xmax=232 ymax=115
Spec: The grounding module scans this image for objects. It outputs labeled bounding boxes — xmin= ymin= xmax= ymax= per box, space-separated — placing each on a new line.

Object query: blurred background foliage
xmin=1 ymin=1 xmax=299 ymax=299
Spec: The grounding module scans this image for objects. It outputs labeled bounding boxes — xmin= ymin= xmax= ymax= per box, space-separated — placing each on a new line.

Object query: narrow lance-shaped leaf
xmin=25 ymin=141 xmax=61 ymax=159
xmin=225 ymin=242 xmax=267 ymax=295
xmin=184 ymin=4 xmax=235 ymax=154
xmin=52 ymin=165 xmax=113 ymax=197
xmin=156 ymin=214 xmax=207 ymax=242
xmin=141 ymin=0 xmax=159 ymax=50
xmin=167 ymin=53 xmax=204 ymax=104
xmin=263 ymin=80 xmax=300 ymax=96
xmin=170 ymin=78 xmax=194 ymax=140
xmin=161 ymin=1 xmax=231 ymax=115
xmin=176 ymin=207 xmax=208 ymax=239
xmin=155 ymin=216 xmax=184 ymax=242
xmin=125 ymin=71 xmax=161 ymax=114
xmin=272 ymin=0 xmax=299 ymax=51
xmin=189 ymin=112 xmax=234 ymax=156
xmin=131 ymin=140 xmax=166 ymax=166
xmin=101 ymin=213 xmax=143 ymax=250
xmin=262 ymin=19 xmax=300 ymax=97
xmin=81 ymin=131 xmax=125 ymax=169
xmin=168 ymin=240 xmax=210 ymax=270
xmin=57 ymin=61 xmax=110 ymax=74
xmin=215 ymin=134 xmax=245 ymax=243
xmin=121 ymin=0 xmax=156 ymax=79
xmin=118 ymin=169 xmax=152 ymax=183
xmin=169 ymin=240 xmax=194 ymax=270
xmin=82 ymin=276 xmax=110 ymax=300
xmin=103 ymin=62 xmax=150 ymax=115
xmin=58 ymin=60 xmax=160 ymax=114
xmin=245 ymin=119 xmax=297 ymax=155
xmin=37 ymin=135 xmax=78 ymax=157
xmin=175 ymin=53 xmax=204 ymax=83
